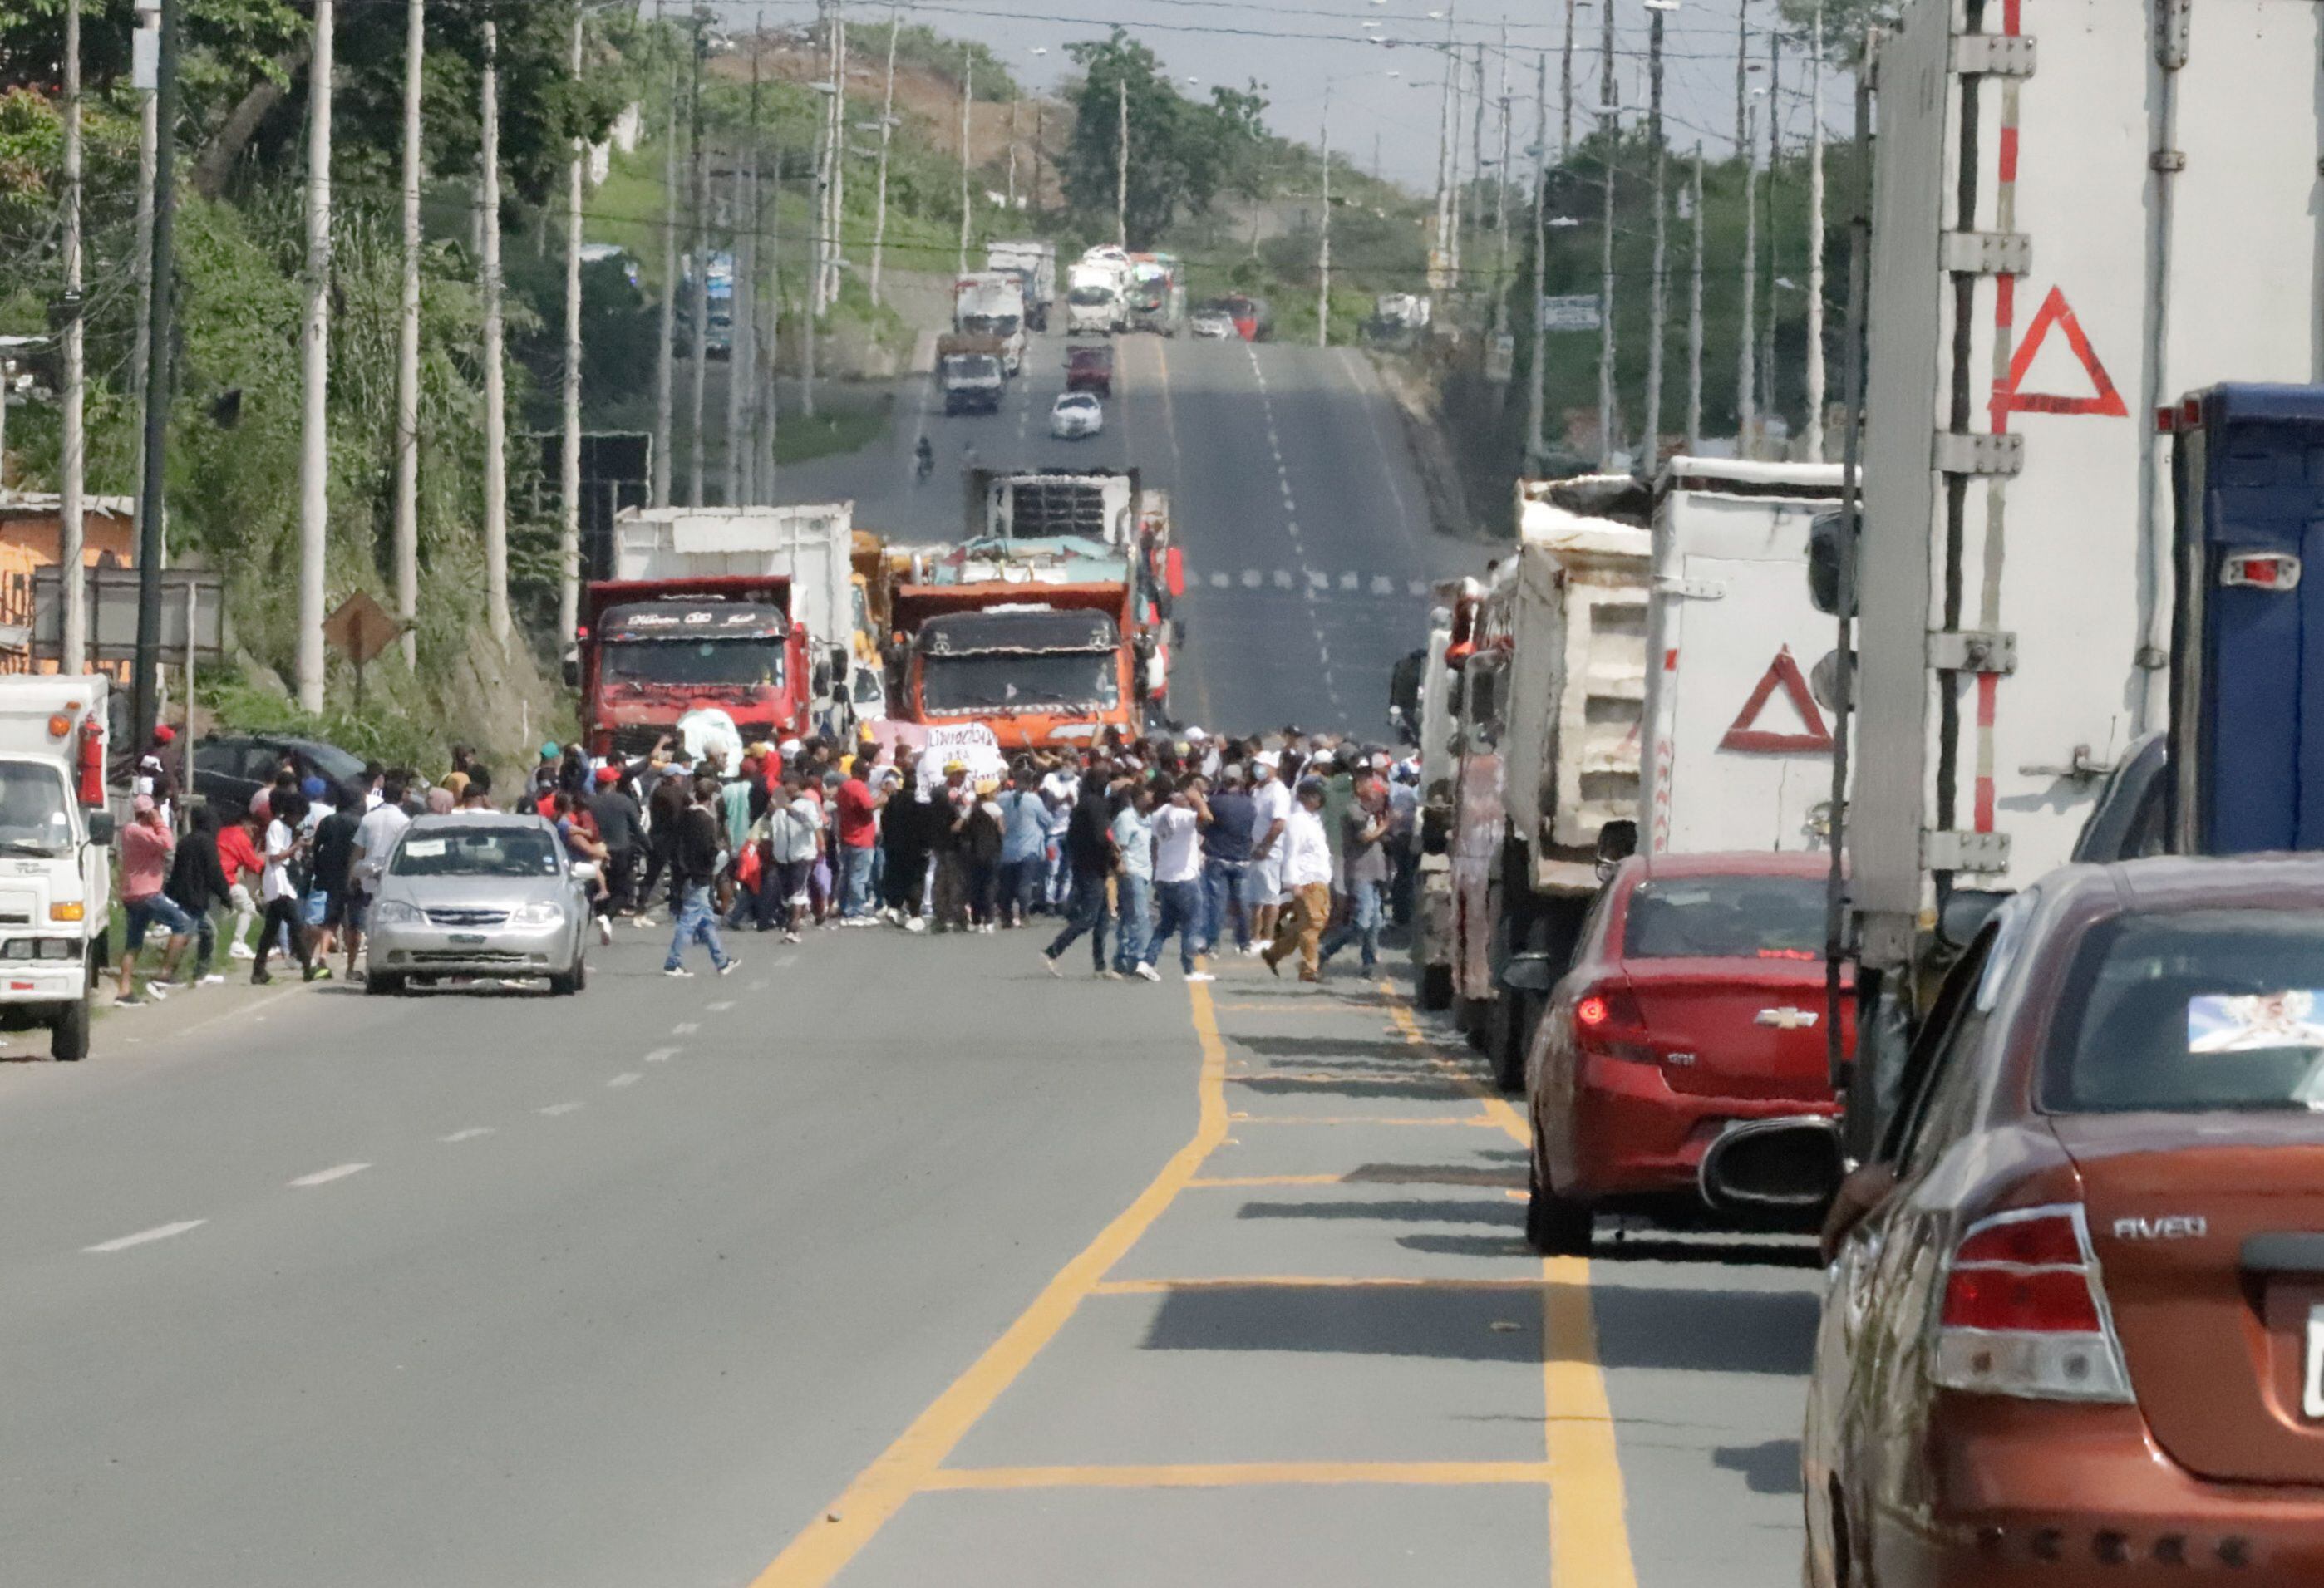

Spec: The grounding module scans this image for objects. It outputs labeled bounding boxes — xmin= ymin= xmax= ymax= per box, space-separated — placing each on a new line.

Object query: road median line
xmin=921 ymin=1460 xmax=1554 ymax=1492
xmin=748 ymin=981 xmax=1229 ymax=1587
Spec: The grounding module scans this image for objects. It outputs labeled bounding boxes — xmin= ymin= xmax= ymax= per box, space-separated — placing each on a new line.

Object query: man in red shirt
xmin=834 ymin=754 xmax=884 ymax=922
xmin=214 ymin=810 xmax=263 ymax=960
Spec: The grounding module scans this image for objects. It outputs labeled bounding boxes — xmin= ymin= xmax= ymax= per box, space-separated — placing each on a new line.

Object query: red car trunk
xmin=2057 ymin=1113 xmax=2324 ymax=1486
xmin=1617 ymin=958 xmax=1847 ymax=1102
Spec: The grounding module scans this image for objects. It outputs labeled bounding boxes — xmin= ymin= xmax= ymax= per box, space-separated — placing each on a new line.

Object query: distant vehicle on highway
xmin=1189 ymin=308 xmax=1236 ymax=340
xmin=1066 ymin=343 xmax=1113 ymax=396
xmin=1705 ymin=855 xmax=2324 ymax=1588
xmin=1525 ymin=851 xmax=1845 ymax=1255
xmin=192 ymin=733 xmax=365 ymax=813
xmin=364 ymin=814 xmax=594 ymax=996
xmin=1049 ymin=392 xmax=1104 ymax=440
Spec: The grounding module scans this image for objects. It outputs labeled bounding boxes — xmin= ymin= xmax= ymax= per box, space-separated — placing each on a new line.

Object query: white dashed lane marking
xmin=539 ymin=1102 xmax=584 ymax=1118
xmin=1272 ymin=569 xmax=1294 ymax=589
xmin=642 ymin=1047 xmax=680 ymax=1064
xmin=671 ymin=1022 xmax=701 ymax=1036
xmin=84 ymin=1219 xmax=205 ymax=1255
xmin=439 ymin=1127 xmax=495 ymax=1144
xmin=607 ymin=1072 xmax=643 ymax=1089
xmin=706 ymin=1000 xmax=735 ymax=1013
xmin=1187 ymin=570 xmax=1439 ymax=601
xmin=287 ymin=1163 xmax=371 ymax=1189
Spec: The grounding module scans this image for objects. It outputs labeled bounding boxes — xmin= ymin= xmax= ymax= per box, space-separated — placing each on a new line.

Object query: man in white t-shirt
xmin=1245 ymin=753 xmax=1293 ymax=956
xmin=1261 ymin=777 xmax=1335 ymax=982
xmin=347 ymin=774 xmax=414 ymax=981
xmin=1139 ymin=775 xmax=1212 ymax=981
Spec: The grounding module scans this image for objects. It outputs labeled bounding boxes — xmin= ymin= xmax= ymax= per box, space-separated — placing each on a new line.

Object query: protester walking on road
xmin=215 ymin=808 xmax=263 ymax=961
xmin=879 ymin=768 xmax=934 ymax=930
xmin=1141 ymin=775 xmax=1211 ymax=981
xmin=1319 ymin=764 xmax=1391 ymax=976
xmin=166 ymin=804 xmax=232 ymax=987
xmin=1110 ymin=783 xmax=1157 ymax=979
xmin=1199 ymin=762 xmax=1255 ymax=957
xmin=1261 ymin=778 xmax=1335 ymax=983
xmin=303 ymin=783 xmax=362 ymax=979
xmin=1041 ymin=767 xmax=1116 ymax=976
xmin=252 ymin=789 xmax=316 ymax=985
xmin=996 ymin=764 xmax=1048 ymax=927
xmin=766 ymin=771 xmax=822 ymax=943
xmin=347 ymin=773 xmax=411 ymax=980
xmin=664 ymin=776 xmax=738 ymax=977
xmin=588 ymin=765 xmax=644 ymax=917
xmin=833 ymin=755 xmax=881 ymax=921
xmin=114 ymin=796 xmax=190 ymax=1004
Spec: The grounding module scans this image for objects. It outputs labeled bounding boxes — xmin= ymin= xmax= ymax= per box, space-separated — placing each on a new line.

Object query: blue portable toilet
xmin=2168 ymin=384 xmax=2324 ymax=855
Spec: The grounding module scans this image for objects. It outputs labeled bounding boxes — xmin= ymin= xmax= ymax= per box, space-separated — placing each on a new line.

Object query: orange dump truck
xmin=890 ymin=581 xmax=1144 ymax=752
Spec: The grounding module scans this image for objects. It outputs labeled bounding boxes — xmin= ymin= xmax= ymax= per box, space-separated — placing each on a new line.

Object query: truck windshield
xmin=2047 ymin=909 xmax=2324 ymax=1114
xmin=921 ymin=652 xmax=1120 ymax=714
xmin=1622 ymin=875 xmax=1825 ymax=961
xmin=601 ymin=638 xmax=784 ymax=689
xmin=961 ymin=314 xmax=1020 ymax=337
xmin=391 ymin=826 xmax=562 ymax=878
xmin=0 ymin=765 xmax=72 ymax=854
xmin=1068 ymin=285 xmax=1115 ymax=306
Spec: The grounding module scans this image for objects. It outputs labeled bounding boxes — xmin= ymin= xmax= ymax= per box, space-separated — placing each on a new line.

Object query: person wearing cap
xmin=136 ymin=725 xmax=180 ymax=826
xmin=1261 ymin=778 xmax=1335 ymax=983
xmin=1319 ymin=762 xmax=1392 ymax=976
xmin=116 ymin=794 xmax=193 ymax=1004
xmin=929 ymin=761 xmax=976 ymax=932
xmin=1199 ymin=761 xmax=1257 ymax=958
xmin=1140 ymin=774 xmax=1213 ymax=983
xmin=587 ymin=763 xmax=645 ymax=917
xmin=529 ymin=743 xmax=562 ymax=804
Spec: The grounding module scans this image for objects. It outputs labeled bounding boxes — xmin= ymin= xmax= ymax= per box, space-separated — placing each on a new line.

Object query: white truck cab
xmin=0 ymin=676 xmax=114 ymax=1060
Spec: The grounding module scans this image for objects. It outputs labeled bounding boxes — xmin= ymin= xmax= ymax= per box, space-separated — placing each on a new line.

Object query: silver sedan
xmin=363 ymin=814 xmax=593 ymax=996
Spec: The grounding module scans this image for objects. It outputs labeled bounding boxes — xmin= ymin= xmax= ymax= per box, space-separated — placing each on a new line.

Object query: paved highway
xmin=779 ymin=327 xmax=1483 ymax=736
xmin=1 ymin=333 xmax=1824 ymax=1588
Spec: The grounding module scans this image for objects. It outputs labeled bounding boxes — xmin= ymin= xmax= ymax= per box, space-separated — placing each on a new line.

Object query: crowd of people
xmin=106 ymin=722 xmax=1423 ymax=1001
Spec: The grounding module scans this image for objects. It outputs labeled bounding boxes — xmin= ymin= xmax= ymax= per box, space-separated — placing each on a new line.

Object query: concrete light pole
xmin=480 ymin=19 xmax=510 ymax=642
xmin=294 ymin=0 xmax=333 ymax=712
xmin=394 ymin=0 xmax=423 ymax=667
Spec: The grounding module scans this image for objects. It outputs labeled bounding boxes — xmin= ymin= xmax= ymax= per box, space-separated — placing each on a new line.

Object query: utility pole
xmin=803 ymin=71 xmax=821 ymax=419
xmin=394 ymin=0 xmax=422 ymax=668
xmin=652 ymin=0 xmax=675 ymax=509
xmin=737 ymin=19 xmax=764 ymax=504
xmin=1316 ymin=85 xmax=1331 ymax=347
xmin=687 ymin=17 xmax=707 ymax=507
xmin=1432 ymin=20 xmax=1455 ymax=280
xmin=725 ymin=161 xmax=748 ymax=505
xmin=1687 ymin=145 xmax=1704 ymax=454
xmin=1738 ymin=93 xmax=1759 ymax=456
xmin=559 ymin=5 xmax=584 ymax=642
xmin=1597 ymin=0 xmax=1617 ymax=469
xmin=1736 ymin=0 xmax=1750 ymax=155
xmin=869 ymin=0 xmax=898 ymax=306
xmin=960 ymin=51 xmax=974 ymax=274
xmin=1762 ymin=29 xmax=1780 ymax=435
xmin=1560 ymin=0 xmax=1576 ymax=158
xmin=1006 ymin=97 xmax=1018 ymax=213
xmin=1445 ymin=40 xmax=1463 ymax=284
xmin=59 ymin=0 xmax=86 ymax=672
xmin=1526 ymin=51 xmax=1548 ymax=468
xmin=127 ymin=1 xmax=155 ymax=577
xmin=480 ymin=19 xmax=510 ymax=643
xmin=761 ymin=140 xmax=780 ymax=490
xmin=1115 ymin=76 xmax=1128 ymax=249
xmin=294 ymin=0 xmax=332 ymax=714
xmin=827 ymin=11 xmax=847 ymax=309
xmin=1805 ymin=0 xmax=1827 ymax=459
xmin=1642 ymin=0 xmax=1670 ymax=479
xmin=1468 ymin=43 xmax=1486 ymax=247
xmin=131 ymin=0 xmax=180 ymax=754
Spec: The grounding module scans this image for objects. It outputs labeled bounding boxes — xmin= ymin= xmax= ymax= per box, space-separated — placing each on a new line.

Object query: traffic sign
xmin=1539 ymin=295 xmax=1602 ymax=332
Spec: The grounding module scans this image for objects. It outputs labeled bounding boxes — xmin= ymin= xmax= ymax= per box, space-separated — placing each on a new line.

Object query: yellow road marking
xmin=923 ymin=1460 xmax=1554 ymax=1492
xmin=1091 ymin=1275 xmax=1551 ymax=1295
xmin=1382 ymin=984 xmax=1641 ymax=1588
xmin=749 ymin=984 xmax=1229 ymax=1588
xmin=1224 ymin=1113 xmax=1504 ymax=1127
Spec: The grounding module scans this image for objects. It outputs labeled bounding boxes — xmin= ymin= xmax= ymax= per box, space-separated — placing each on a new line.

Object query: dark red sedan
xmin=1711 ymin=855 xmax=2324 ymax=1586
xmin=1524 ymin=851 xmax=1848 ymax=1255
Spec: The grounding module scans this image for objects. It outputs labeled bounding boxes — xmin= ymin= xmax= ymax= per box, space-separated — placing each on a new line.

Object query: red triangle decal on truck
xmin=1993 ymin=285 xmax=2129 ymax=421
xmin=1721 ymin=647 xmax=1834 ymax=754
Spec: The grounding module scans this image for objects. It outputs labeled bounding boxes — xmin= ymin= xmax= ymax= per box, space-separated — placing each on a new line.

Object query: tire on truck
xmin=52 ymin=951 xmax=94 ymax=1062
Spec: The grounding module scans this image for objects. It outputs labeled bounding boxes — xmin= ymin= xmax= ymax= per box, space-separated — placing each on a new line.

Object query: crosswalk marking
xmin=1372 ymin=575 xmax=1396 ymax=595
xmin=1339 ymin=572 xmax=1360 ymax=591
xmin=1307 ymin=570 xmax=1330 ymax=591
xmin=1210 ymin=570 xmax=1231 ymax=588
xmin=1243 ymin=568 xmax=1263 ymax=588
xmin=1273 ymin=569 xmax=1294 ymax=589
xmin=1189 ymin=568 xmax=1440 ymax=599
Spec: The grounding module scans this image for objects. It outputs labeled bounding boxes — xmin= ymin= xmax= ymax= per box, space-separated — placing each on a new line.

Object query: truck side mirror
xmin=86 ymin=809 xmax=115 ymax=846
xmin=1808 ymin=509 xmax=1852 ymax=617
xmin=562 ymin=652 xmax=581 ymax=690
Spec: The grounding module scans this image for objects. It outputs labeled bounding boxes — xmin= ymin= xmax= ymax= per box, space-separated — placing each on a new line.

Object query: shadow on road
xmin=1714 ymin=1438 xmax=1806 ymax=1496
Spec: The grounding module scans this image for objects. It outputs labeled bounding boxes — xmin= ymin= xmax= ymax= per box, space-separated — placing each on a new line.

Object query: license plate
xmin=449 ymin=933 xmax=486 ymax=946
xmin=2307 ymin=1304 xmax=2324 ymax=1420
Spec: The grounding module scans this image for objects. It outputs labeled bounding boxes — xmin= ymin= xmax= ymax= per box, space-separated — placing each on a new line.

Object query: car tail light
xmin=1573 ymin=982 xmax=1652 ymax=1059
xmin=1934 ymin=1204 xmax=2133 ymax=1403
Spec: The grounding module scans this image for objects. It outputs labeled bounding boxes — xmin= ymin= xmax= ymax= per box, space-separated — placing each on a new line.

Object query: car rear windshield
xmin=1622 ymin=874 xmax=1826 ymax=961
xmin=392 ymin=827 xmax=562 ymax=878
xmin=2049 ymin=909 xmax=2324 ymax=1113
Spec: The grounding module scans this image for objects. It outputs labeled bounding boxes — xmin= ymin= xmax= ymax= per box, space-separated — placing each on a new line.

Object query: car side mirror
xmin=86 ymin=809 xmax=115 ymax=846
xmin=1819 ymin=1161 xmax=1899 ymax=1266
xmin=1500 ymin=952 xmax=1557 ymax=995
xmin=1698 ymin=1115 xmax=1846 ymax=1220
xmin=562 ymin=652 xmax=582 ymax=690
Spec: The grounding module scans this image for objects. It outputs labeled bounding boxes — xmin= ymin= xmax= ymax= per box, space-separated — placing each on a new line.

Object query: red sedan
xmin=1524 ymin=851 xmax=1848 ymax=1255
xmin=1709 ymin=855 xmax=2324 ymax=1587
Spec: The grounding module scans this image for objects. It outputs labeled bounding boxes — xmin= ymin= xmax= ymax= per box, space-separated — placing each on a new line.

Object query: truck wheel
xmin=52 ymin=996 xmax=90 ymax=1063
xmin=1526 ymin=1158 xmax=1593 ymax=1256
xmin=1417 ymin=961 xmax=1454 ymax=1011
xmin=1487 ymin=991 xmax=1527 ymax=1094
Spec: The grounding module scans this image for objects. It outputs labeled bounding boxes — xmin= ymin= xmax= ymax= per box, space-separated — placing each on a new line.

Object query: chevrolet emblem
xmin=1755 ymin=1006 xmax=1819 ymax=1030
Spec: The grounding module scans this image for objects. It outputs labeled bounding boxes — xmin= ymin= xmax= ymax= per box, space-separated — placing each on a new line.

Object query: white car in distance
xmin=1049 ymin=391 xmax=1104 ymax=440
xmin=1189 ymin=308 xmax=1237 ymax=340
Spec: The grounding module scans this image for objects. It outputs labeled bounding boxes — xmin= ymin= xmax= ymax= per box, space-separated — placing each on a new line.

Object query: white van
xmin=0 ymin=676 xmax=114 ymax=1059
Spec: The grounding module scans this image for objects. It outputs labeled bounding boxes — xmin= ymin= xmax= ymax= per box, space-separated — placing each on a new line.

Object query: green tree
xmin=1060 ymin=29 xmax=1262 ymax=249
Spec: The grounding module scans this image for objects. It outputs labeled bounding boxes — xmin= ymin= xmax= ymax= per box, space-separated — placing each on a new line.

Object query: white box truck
xmin=0 ymin=677 xmax=112 ymax=1061
xmin=1447 ymin=489 xmax=1651 ymax=1087
xmin=1066 ymin=259 xmax=1128 ymax=336
xmin=1844 ymin=0 xmax=2324 ymax=1100
xmin=984 ymin=240 xmax=1056 ymax=332
xmin=952 ymin=272 xmax=1027 ymax=376
xmin=1642 ymin=459 xmax=1847 ymax=857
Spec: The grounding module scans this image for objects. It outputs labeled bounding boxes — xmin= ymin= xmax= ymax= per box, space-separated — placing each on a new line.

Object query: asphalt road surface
xmin=1 ymin=923 xmax=1821 ymax=1588
xmin=778 ymin=327 xmax=1487 ymax=738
